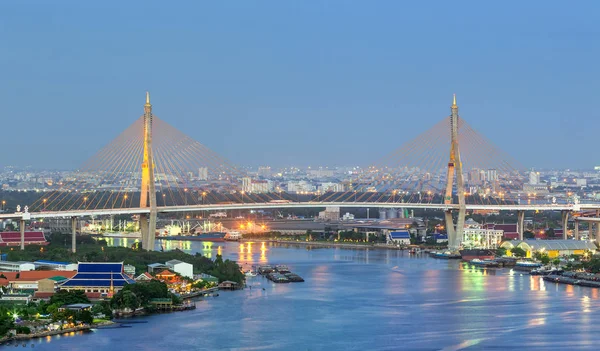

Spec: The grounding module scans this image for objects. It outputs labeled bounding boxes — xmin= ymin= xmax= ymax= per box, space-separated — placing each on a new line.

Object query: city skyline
xmin=1 ymin=1 xmax=599 ymax=169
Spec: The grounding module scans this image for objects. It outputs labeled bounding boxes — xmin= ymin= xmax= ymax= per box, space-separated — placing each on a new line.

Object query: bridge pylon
xmin=140 ymin=92 xmax=157 ymax=251
xmin=443 ymin=95 xmax=466 ymax=250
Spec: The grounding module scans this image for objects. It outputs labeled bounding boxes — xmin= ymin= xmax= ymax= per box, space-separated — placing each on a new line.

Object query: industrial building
xmin=500 ymin=240 xmax=597 ymax=258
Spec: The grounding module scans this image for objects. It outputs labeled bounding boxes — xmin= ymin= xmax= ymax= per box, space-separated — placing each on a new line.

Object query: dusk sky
xmin=1 ymin=1 xmax=599 ymax=170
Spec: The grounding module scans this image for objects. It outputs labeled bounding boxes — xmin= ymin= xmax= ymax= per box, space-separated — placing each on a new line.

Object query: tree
xmin=523 ymin=231 xmax=535 ymax=239
xmin=512 ymin=247 xmax=527 ymax=258
xmin=49 ymin=290 xmax=89 ymax=307
xmin=77 ymin=310 xmax=93 ymax=325
xmin=496 ymin=247 xmax=507 ymax=257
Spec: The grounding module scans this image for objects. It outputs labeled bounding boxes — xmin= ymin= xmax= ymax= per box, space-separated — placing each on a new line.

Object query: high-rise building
xmin=258 ymin=166 xmax=272 ymax=178
xmin=198 ymin=167 xmax=208 ymax=181
xmin=529 ymin=171 xmax=540 ymax=185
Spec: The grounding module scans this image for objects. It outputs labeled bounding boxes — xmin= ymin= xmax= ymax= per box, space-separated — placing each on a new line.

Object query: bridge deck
xmin=0 ymin=202 xmax=594 ymax=220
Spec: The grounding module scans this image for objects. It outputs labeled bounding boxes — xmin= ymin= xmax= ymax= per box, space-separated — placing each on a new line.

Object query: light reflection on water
xmin=34 ymin=240 xmax=600 ymax=351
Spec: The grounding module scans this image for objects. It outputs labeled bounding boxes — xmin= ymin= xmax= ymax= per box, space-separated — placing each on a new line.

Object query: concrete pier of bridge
xmin=562 ymin=211 xmax=569 ymax=240
xmin=517 ymin=210 xmax=525 ymax=240
xmin=71 ymin=216 xmax=77 ymax=253
xmin=20 ymin=219 xmax=25 ymax=251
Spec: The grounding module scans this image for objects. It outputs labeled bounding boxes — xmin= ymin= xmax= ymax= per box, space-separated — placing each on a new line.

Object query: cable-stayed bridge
xmin=6 ymin=93 xmax=595 ymax=251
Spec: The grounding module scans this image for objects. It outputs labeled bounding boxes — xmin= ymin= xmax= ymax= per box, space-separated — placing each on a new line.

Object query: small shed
xmin=218 ymin=281 xmax=239 ymax=290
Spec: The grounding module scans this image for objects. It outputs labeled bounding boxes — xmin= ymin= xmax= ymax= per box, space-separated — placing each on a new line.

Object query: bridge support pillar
xmin=140 ymin=214 xmax=149 ymax=250
xmin=444 ymin=210 xmax=456 ymax=248
xmin=20 ymin=219 xmax=25 ymax=250
xmin=596 ymin=210 xmax=600 ymax=242
xmin=562 ymin=211 xmax=569 ymax=240
xmin=517 ymin=210 xmax=525 ymax=241
xmin=71 ymin=216 xmax=77 ymax=253
xmin=574 ymin=219 xmax=579 ymax=240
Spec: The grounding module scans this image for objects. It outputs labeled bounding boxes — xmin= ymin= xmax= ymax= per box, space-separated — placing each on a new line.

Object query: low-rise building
xmin=500 ymin=240 xmax=597 ymax=258
xmin=33 ymin=260 xmax=78 ymax=271
xmin=166 ymin=260 xmax=193 ymax=279
xmin=388 ymin=231 xmax=411 ymax=245
xmin=0 ymin=231 xmax=47 ymax=246
xmin=0 ymin=261 xmax=35 ymax=272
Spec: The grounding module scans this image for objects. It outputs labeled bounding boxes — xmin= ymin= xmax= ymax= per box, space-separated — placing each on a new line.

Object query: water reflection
xmin=30 ymin=241 xmax=600 ymax=350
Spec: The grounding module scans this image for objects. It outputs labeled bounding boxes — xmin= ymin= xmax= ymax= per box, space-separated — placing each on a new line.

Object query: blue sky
xmin=1 ymin=1 xmax=598 ymax=169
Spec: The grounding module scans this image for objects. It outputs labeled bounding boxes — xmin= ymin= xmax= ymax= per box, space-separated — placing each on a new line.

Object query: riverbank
xmin=274 ymin=240 xmax=406 ymax=250
xmin=0 ymin=321 xmax=115 ymax=346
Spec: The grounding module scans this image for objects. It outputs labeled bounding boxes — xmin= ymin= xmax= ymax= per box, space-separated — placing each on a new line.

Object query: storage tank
xmin=378 ymin=209 xmax=387 ymax=220
xmin=387 ymin=208 xmax=398 ymax=219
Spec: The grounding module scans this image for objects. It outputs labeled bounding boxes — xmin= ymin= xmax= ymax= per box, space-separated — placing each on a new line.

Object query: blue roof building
xmin=389 ymin=231 xmax=411 ymax=244
xmin=60 ymin=262 xmax=135 ymax=296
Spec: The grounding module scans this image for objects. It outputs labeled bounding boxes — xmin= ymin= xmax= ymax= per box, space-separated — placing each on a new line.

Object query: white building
xmin=287 ymin=180 xmax=315 ymax=193
xmin=242 ymin=178 xmax=273 ymax=193
xmin=319 ymin=182 xmax=344 ymax=192
xmin=462 ymin=228 xmax=504 ymax=249
xmin=33 ymin=260 xmax=78 ymax=271
xmin=319 ymin=207 xmax=339 ymax=221
xmin=166 ymin=259 xmax=193 ymax=279
xmin=307 ymin=169 xmax=334 ymax=178
xmin=529 ymin=171 xmax=540 ymax=185
xmin=0 ymin=261 xmax=35 ymax=272
xmin=198 ymin=167 xmax=208 ymax=181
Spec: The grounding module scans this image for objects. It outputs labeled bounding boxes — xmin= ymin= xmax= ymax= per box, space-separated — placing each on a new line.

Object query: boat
xmin=530 ymin=267 xmax=563 ymax=276
xmin=257 ymin=265 xmax=274 ymax=274
xmin=495 ymin=257 xmax=517 ymax=267
xmin=513 ymin=260 xmax=542 ymax=271
xmin=245 ymin=271 xmax=257 ymax=277
xmin=157 ymin=232 xmax=227 ymax=242
xmin=275 ymin=265 xmax=291 ymax=274
xmin=459 ymin=248 xmax=495 ymax=261
xmin=266 ymin=272 xmax=290 ymax=283
xmin=430 ymin=251 xmax=461 ymax=259
xmin=469 ymin=259 xmax=500 ymax=267
xmin=224 ymin=231 xmax=242 ymax=241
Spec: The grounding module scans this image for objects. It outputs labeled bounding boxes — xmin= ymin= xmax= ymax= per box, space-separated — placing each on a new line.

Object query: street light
xmin=43 ymin=198 xmax=47 ymax=210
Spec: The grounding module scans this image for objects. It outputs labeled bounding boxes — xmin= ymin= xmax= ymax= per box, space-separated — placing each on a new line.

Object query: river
xmin=12 ymin=240 xmax=600 ymax=350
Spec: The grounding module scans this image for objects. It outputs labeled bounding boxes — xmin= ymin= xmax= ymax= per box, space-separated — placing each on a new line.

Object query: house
xmin=124 ymin=264 xmax=136 ymax=277
xmin=166 ymin=259 xmax=193 ymax=278
xmin=218 ymin=281 xmax=239 ymax=290
xmin=135 ymin=272 xmax=154 ymax=282
xmin=155 ymin=269 xmax=179 ymax=283
xmin=388 ymin=231 xmax=411 ymax=245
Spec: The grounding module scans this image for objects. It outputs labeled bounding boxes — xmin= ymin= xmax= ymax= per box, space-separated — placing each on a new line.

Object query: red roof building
xmin=0 ymin=231 xmax=48 ymax=246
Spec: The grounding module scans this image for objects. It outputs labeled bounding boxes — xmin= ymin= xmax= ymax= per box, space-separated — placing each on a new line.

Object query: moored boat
xmin=429 ymin=251 xmax=462 ymax=259
xmin=469 ymin=259 xmax=500 ymax=267
xmin=157 ymin=232 xmax=227 ymax=242
xmin=459 ymin=249 xmax=495 ymax=261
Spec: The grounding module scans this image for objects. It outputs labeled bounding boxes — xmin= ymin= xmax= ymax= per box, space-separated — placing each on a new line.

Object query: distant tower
xmin=140 ymin=92 xmax=157 ymax=250
xmin=443 ymin=95 xmax=466 ymax=250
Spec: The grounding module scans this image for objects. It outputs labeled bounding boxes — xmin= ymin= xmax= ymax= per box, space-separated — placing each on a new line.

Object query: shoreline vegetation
xmin=0 ymin=233 xmax=246 ymax=345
